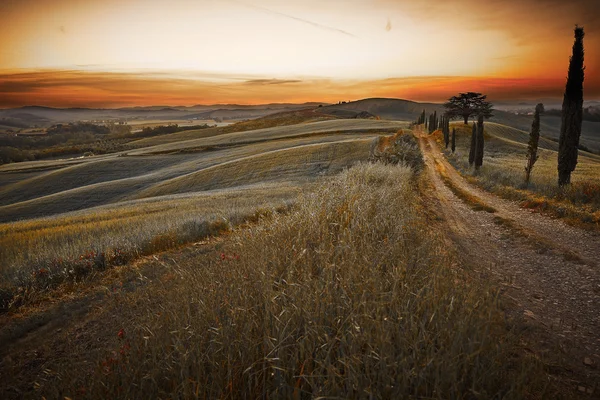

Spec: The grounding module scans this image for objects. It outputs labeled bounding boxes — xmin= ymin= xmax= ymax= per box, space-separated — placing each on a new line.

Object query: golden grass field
xmin=436 ymin=122 xmax=600 ymax=226
xmin=2 ymin=110 xmax=596 ymax=397
xmin=1 ymin=160 xmax=546 ymax=398
xmin=0 ymin=117 xmax=406 ymax=305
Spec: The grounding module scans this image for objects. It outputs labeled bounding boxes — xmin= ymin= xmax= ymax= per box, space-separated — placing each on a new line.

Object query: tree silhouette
xmin=444 ymin=92 xmax=493 ymax=124
xmin=474 ymin=114 xmax=484 ymax=169
xmin=558 ymin=26 xmax=585 ymax=186
xmin=525 ymin=103 xmax=544 ymax=186
xmin=468 ymin=122 xmax=476 ymax=166
xmin=451 ymin=127 xmax=456 ymax=153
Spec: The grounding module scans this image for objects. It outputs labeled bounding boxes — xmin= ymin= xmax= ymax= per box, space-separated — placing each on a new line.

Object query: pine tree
xmin=474 ymin=114 xmax=484 ymax=169
xmin=525 ymin=103 xmax=544 ymax=186
xmin=451 ymin=127 xmax=456 ymax=153
xmin=468 ymin=122 xmax=476 ymax=166
xmin=558 ymin=26 xmax=585 ymax=186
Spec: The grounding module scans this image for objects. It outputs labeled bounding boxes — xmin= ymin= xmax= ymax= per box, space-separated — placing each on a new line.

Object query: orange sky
xmin=0 ymin=0 xmax=598 ymax=107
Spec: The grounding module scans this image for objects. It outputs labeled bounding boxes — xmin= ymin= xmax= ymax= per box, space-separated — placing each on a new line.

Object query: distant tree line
xmin=46 ymin=122 xmax=111 ymax=136
xmin=132 ymin=124 xmax=212 ymax=139
xmin=542 ymin=107 xmax=599 ymax=122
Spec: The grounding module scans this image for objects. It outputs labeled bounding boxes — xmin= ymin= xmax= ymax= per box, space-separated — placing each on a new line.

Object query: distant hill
xmin=318 ymin=98 xmax=600 ymax=154
xmin=0 ymin=103 xmax=325 ymax=130
xmin=320 ymin=98 xmax=443 ymax=120
xmin=2 ymin=97 xmax=598 ymax=153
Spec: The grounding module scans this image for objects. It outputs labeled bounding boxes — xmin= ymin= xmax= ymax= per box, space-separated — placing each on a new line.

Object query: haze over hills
xmin=2 ymin=97 xmax=599 ymax=153
xmin=0 ymin=102 xmax=324 ymax=129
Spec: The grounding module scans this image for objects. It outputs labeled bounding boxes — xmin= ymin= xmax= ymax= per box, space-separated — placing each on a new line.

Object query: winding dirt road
xmin=415 ymin=129 xmax=600 ymax=395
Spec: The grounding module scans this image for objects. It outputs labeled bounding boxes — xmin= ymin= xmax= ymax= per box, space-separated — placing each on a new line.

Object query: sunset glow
xmin=1 ymin=0 xmax=598 ymax=107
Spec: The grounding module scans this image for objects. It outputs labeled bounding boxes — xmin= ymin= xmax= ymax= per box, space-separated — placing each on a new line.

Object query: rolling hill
xmin=0 ymin=118 xmax=406 ymax=223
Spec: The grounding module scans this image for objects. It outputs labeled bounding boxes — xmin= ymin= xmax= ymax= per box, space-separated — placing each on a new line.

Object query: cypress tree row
xmin=468 ymin=122 xmax=476 ymax=166
xmin=474 ymin=114 xmax=485 ymax=169
xmin=525 ymin=103 xmax=544 ymax=186
xmin=451 ymin=127 xmax=456 ymax=153
xmin=558 ymin=26 xmax=585 ymax=186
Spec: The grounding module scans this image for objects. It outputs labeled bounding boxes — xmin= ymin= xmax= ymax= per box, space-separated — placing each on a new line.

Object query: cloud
xmin=2 ymin=69 xmax=597 ymax=108
xmin=229 ymin=0 xmax=357 ymax=38
xmin=244 ymin=79 xmax=303 ymax=85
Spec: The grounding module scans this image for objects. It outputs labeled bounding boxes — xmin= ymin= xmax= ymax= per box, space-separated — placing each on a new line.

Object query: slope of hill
xmin=0 ymin=119 xmax=405 ymax=222
xmin=320 ymin=98 xmax=443 ymax=120
xmin=317 ymin=98 xmax=600 ymax=153
xmin=0 ymin=103 xmax=325 ymax=129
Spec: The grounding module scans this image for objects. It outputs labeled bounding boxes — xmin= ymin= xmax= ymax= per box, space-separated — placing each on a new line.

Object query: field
xmin=0 ymin=116 xmax=406 ymax=299
xmin=435 ymin=122 xmax=600 ymax=226
xmin=1 ymin=102 xmax=599 ymax=398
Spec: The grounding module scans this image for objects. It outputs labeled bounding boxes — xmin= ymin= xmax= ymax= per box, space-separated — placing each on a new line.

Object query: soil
xmin=415 ymin=127 xmax=600 ymax=398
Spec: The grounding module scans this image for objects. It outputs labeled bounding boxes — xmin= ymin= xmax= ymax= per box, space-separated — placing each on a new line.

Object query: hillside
xmin=0 ymin=118 xmax=405 ymax=222
xmin=0 ymin=103 xmax=325 ymax=130
xmin=317 ymin=98 xmax=600 ymax=153
xmin=320 ymin=98 xmax=443 ymax=120
xmin=2 ymin=112 xmax=600 ymax=397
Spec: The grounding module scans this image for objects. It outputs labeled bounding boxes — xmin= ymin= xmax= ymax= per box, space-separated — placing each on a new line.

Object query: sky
xmin=0 ymin=0 xmax=598 ymax=107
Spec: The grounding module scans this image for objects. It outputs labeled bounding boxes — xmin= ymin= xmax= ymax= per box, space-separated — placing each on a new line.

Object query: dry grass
xmin=436 ymin=123 xmax=600 ymax=227
xmin=0 ymin=120 xmax=402 ymax=222
xmin=136 ymin=139 xmax=375 ymax=198
xmin=21 ymin=162 xmax=545 ymax=399
xmin=127 ymin=108 xmax=341 ymax=148
xmin=129 ymin=119 xmax=405 ymax=156
xmin=434 ymin=158 xmax=497 ymax=213
xmin=0 ymin=183 xmax=301 ymax=310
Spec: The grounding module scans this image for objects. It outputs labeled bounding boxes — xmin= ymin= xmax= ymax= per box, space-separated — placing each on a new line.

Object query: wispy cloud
xmin=244 ymin=79 xmax=302 ymax=85
xmin=228 ymin=0 xmax=357 ymax=38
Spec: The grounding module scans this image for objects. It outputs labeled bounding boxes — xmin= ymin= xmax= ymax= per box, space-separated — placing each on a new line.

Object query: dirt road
xmin=415 ymin=128 xmax=600 ymax=395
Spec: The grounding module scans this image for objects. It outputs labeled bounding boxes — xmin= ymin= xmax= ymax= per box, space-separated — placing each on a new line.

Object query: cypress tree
xmin=525 ymin=103 xmax=544 ymax=186
xmin=451 ymin=127 xmax=456 ymax=153
xmin=433 ymin=111 xmax=437 ymax=132
xmin=468 ymin=122 xmax=476 ymax=166
xmin=429 ymin=113 xmax=435 ymax=134
xmin=558 ymin=26 xmax=585 ymax=186
xmin=474 ymin=114 xmax=484 ymax=169
xmin=444 ymin=125 xmax=449 ymax=148
xmin=421 ymin=110 xmax=426 ymax=125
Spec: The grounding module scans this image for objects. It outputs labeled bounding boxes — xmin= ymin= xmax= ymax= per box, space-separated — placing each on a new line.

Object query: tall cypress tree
xmin=468 ymin=122 xmax=476 ymax=166
xmin=558 ymin=26 xmax=585 ymax=186
xmin=451 ymin=127 xmax=456 ymax=153
xmin=428 ymin=114 xmax=433 ymax=133
xmin=444 ymin=124 xmax=449 ymax=148
xmin=525 ymin=103 xmax=544 ymax=186
xmin=474 ymin=114 xmax=484 ymax=169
